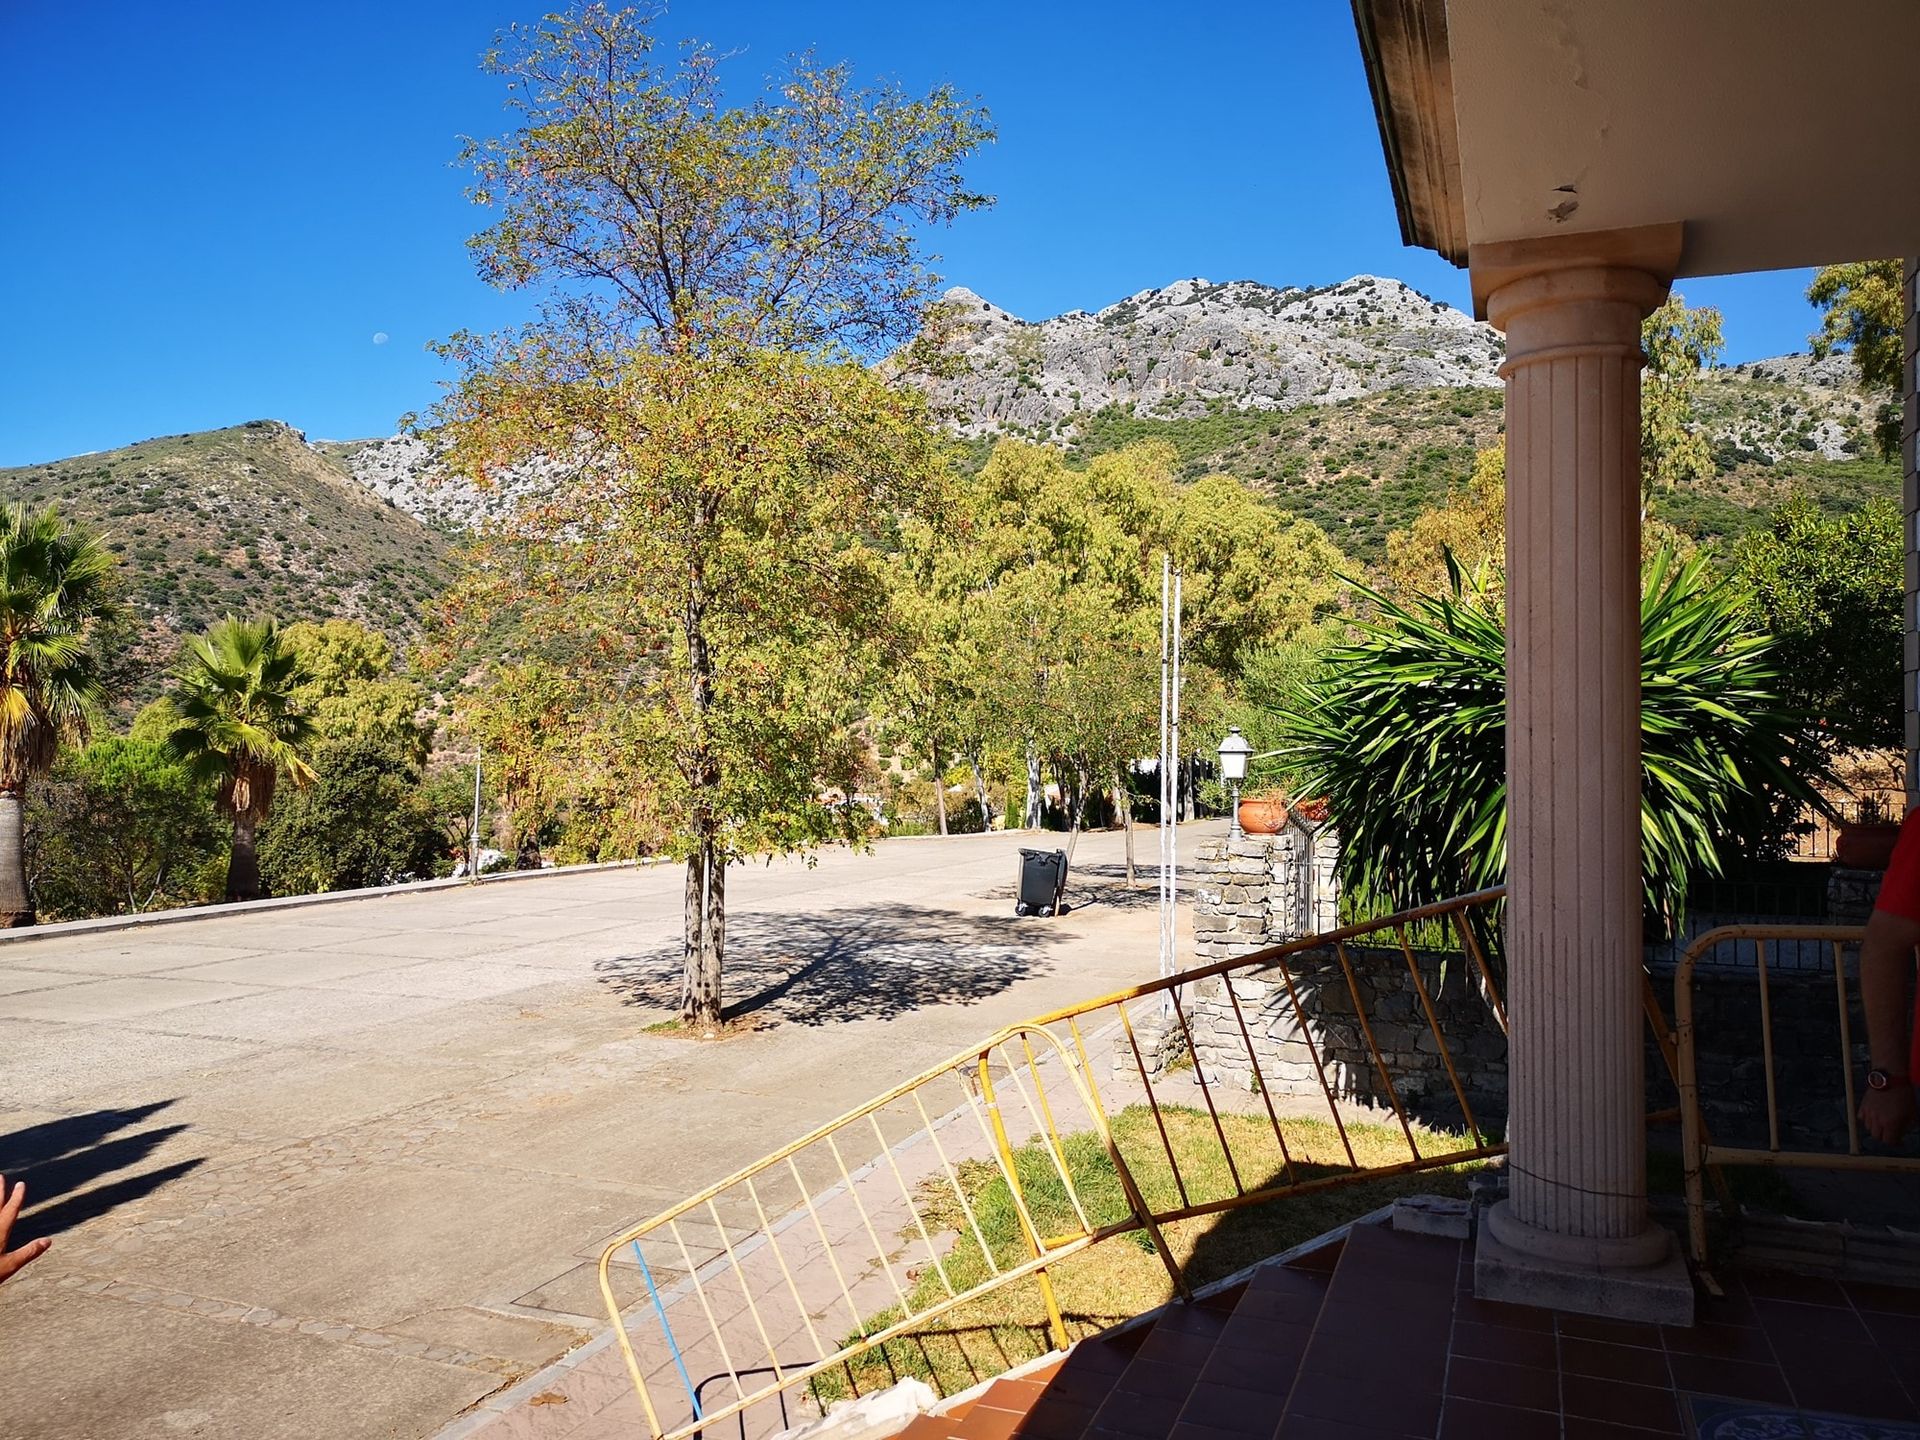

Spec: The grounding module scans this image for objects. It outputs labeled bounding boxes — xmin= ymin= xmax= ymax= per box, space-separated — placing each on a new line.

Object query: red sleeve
xmin=1874 ymin=812 xmax=1920 ymax=1080
xmin=1873 ymin=810 xmax=1920 ymax=923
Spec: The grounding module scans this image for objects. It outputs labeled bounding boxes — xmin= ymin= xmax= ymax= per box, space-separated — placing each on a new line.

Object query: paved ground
xmin=0 ymin=824 xmax=1213 ymax=1440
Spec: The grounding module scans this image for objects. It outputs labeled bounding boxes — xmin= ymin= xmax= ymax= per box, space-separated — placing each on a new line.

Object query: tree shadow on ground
xmin=1061 ymin=861 xmax=1177 ymax=913
xmin=595 ymin=904 xmax=1073 ymax=1027
xmin=966 ymin=858 xmax=1186 ymax=917
xmin=0 ymin=1100 xmax=205 ymax=1245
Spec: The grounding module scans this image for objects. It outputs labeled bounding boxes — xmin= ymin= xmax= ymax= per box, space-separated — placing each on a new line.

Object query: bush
xmin=1732 ymin=493 xmax=1902 ymax=752
xmin=257 ymin=734 xmax=443 ymax=895
xmin=25 ymin=738 xmax=223 ymax=919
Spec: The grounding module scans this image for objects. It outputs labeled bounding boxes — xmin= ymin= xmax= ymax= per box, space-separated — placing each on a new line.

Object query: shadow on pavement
xmin=1061 ymin=861 xmax=1166 ymax=912
xmin=595 ymin=903 xmax=1071 ymax=1026
xmin=0 ymin=1100 xmax=205 ymax=1245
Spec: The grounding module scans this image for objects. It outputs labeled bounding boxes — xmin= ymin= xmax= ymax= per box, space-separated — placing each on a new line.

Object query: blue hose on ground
xmin=632 ymin=1239 xmax=702 ymax=1419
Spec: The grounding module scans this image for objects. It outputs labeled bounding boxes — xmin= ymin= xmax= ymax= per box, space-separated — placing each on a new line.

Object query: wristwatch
xmin=1867 ymin=1069 xmax=1911 ymax=1091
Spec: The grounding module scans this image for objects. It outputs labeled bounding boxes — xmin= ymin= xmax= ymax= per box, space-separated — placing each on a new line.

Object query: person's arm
xmin=1859 ymin=907 xmax=1919 ymax=1145
xmin=0 ymin=1175 xmax=50 ymax=1284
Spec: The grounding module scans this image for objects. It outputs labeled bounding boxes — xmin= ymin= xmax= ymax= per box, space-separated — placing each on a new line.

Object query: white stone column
xmin=1468 ymin=227 xmax=1690 ymax=1317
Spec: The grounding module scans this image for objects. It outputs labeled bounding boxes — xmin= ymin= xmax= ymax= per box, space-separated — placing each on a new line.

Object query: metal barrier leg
xmin=976 ymin=1054 xmax=1070 ymax=1352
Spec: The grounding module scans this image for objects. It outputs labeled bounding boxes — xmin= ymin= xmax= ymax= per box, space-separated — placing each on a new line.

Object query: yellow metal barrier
xmin=600 ymin=888 xmax=1512 ymax=1440
xmin=1675 ymin=923 xmax=1920 ymax=1270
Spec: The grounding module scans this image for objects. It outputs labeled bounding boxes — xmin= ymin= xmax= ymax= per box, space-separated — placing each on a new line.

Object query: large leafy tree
xmin=258 ymin=734 xmax=442 ymax=896
xmin=1384 ymin=445 xmax=1505 ymax=602
xmin=1640 ymin=294 xmax=1724 ymax=508
xmin=167 ymin=618 xmax=318 ymax=902
xmin=25 ymin=738 xmax=219 ymax=919
xmin=0 ymin=503 xmax=115 ymax=926
xmin=1282 ymin=553 xmax=1829 ymax=926
xmin=282 ymin=619 xmax=432 ymax=765
xmin=436 ymin=5 xmax=990 ymax=1031
xmin=1733 ymin=493 xmax=1903 ymax=752
xmin=903 ymin=440 xmax=1342 ymax=828
xmin=1808 ymin=259 xmax=1904 ymax=461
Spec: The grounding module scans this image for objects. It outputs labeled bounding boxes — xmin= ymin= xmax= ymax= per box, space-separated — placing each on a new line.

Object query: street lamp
xmin=1218 ymin=727 xmax=1253 ymax=838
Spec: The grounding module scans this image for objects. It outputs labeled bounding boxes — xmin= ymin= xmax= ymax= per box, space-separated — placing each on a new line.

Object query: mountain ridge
xmin=913 ymin=273 xmax=1505 ymax=438
xmin=2 ymin=272 xmax=1890 ymax=693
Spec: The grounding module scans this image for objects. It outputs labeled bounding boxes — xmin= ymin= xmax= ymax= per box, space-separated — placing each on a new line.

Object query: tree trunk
xmin=970 ymin=758 xmax=992 ymax=830
xmin=682 ymin=844 xmax=705 ymax=1016
xmin=227 ymin=811 xmax=263 ymax=902
xmin=702 ymin=831 xmax=725 ymax=1023
xmin=681 ymin=829 xmax=725 ymax=1031
xmin=1116 ymin=766 xmax=1136 ymax=888
xmin=932 ymin=740 xmax=948 ymax=837
xmin=1024 ymin=744 xmax=1042 ymax=830
xmin=0 ymin=788 xmax=34 ymax=926
xmin=680 ymin=538 xmax=726 ymax=1033
xmin=1059 ymin=762 xmax=1090 ymax=915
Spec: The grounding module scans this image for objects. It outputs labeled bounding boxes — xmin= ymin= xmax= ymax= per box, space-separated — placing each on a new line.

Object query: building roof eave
xmin=1350 ymin=0 xmax=1469 ymax=268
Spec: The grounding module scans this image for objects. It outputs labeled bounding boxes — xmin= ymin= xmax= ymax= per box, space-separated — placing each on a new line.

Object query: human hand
xmin=0 ymin=1174 xmax=50 ymax=1284
xmin=1861 ymin=1084 xmax=1918 ymax=1146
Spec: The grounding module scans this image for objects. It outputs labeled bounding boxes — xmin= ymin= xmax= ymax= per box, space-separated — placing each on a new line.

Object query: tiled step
xmin=899 ymin=1248 xmax=1341 ymax=1440
xmin=1276 ymin=1221 xmax=1462 ymax=1439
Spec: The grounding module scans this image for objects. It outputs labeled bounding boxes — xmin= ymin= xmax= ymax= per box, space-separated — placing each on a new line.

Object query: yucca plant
xmin=1283 ymin=551 xmax=1830 ymax=929
xmin=0 ymin=504 xmax=116 ymax=925
xmin=168 ymin=618 xmax=318 ymax=902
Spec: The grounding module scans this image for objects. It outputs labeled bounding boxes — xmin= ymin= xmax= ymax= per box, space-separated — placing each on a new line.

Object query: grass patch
xmin=640 ymin=1015 xmax=768 ymax=1040
xmin=813 ymin=1104 xmax=1493 ymax=1404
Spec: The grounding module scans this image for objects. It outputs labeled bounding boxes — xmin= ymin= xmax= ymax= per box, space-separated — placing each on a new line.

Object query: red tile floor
xmin=897 ymin=1220 xmax=1920 ymax=1440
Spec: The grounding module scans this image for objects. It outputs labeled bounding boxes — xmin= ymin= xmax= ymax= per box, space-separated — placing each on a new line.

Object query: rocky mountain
xmin=295 ymin=274 xmax=1878 ymax=539
xmin=312 ymin=434 xmax=500 ymax=533
xmin=912 ymin=275 xmax=1506 ymax=437
xmin=0 ymin=421 xmax=451 ymax=701
xmin=4 ymin=274 xmax=1888 ymax=684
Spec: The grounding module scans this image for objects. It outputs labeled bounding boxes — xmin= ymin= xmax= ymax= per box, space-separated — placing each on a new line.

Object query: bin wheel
xmin=1014 ymin=902 xmax=1030 ymax=917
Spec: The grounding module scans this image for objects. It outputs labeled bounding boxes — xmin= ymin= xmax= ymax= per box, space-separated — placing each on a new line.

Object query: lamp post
xmin=1218 ymin=727 xmax=1253 ymax=839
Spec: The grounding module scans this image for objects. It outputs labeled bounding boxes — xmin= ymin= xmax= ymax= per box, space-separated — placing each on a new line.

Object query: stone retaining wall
xmin=1180 ymin=827 xmax=1506 ymax=1130
xmin=1190 ymin=825 xmax=1339 ymax=966
xmin=1179 ymin=946 xmax=1508 ymax=1131
xmin=1180 ymin=827 xmax=1864 ymax=1147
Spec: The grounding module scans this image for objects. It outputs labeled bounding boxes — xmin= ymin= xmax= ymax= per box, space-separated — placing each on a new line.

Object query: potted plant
xmin=1237 ymin=788 xmax=1290 ymax=835
xmin=1836 ymin=793 xmax=1903 ymax=870
xmin=1293 ymin=795 xmax=1331 ymax=825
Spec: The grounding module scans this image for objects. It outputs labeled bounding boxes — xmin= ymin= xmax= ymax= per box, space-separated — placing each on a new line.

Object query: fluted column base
xmin=1478 ymin=1200 xmax=1694 ymax=1325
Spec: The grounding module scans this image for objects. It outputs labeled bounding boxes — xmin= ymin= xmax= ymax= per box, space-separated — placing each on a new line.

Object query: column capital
xmin=1468 ymin=222 xmax=1684 ymax=321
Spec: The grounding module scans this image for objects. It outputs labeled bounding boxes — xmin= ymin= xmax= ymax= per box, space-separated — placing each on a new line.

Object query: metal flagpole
xmin=1158 ymin=556 xmax=1172 ymax=979
xmin=1159 ymin=568 xmax=1175 ymax=963
xmin=469 ymin=750 xmax=483 ymax=883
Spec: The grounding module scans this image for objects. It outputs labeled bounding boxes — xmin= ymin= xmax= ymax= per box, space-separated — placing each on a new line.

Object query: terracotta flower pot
xmin=1237 ymin=797 xmax=1288 ymax=834
xmin=1836 ymin=821 xmax=1902 ymax=871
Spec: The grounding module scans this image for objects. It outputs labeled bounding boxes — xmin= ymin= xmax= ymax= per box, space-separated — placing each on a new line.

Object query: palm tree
xmin=168 ymin=618 xmax=317 ymax=902
xmin=0 ymin=504 xmax=115 ymax=925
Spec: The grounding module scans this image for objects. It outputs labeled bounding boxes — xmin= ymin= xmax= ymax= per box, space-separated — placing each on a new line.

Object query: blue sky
xmin=0 ymin=1 xmax=1825 ymax=466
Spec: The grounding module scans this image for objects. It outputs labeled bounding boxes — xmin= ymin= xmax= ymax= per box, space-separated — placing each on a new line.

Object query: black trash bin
xmin=1015 ymin=848 xmax=1068 ymax=916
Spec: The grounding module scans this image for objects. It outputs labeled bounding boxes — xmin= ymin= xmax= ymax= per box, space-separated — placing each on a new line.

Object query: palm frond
xmin=1280 ymin=551 xmax=1830 ymax=926
xmin=165 ymin=618 xmax=318 ymax=815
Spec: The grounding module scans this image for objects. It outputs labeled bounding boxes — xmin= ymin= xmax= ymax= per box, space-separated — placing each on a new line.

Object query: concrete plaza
xmin=0 ymin=825 xmax=1206 ymax=1440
